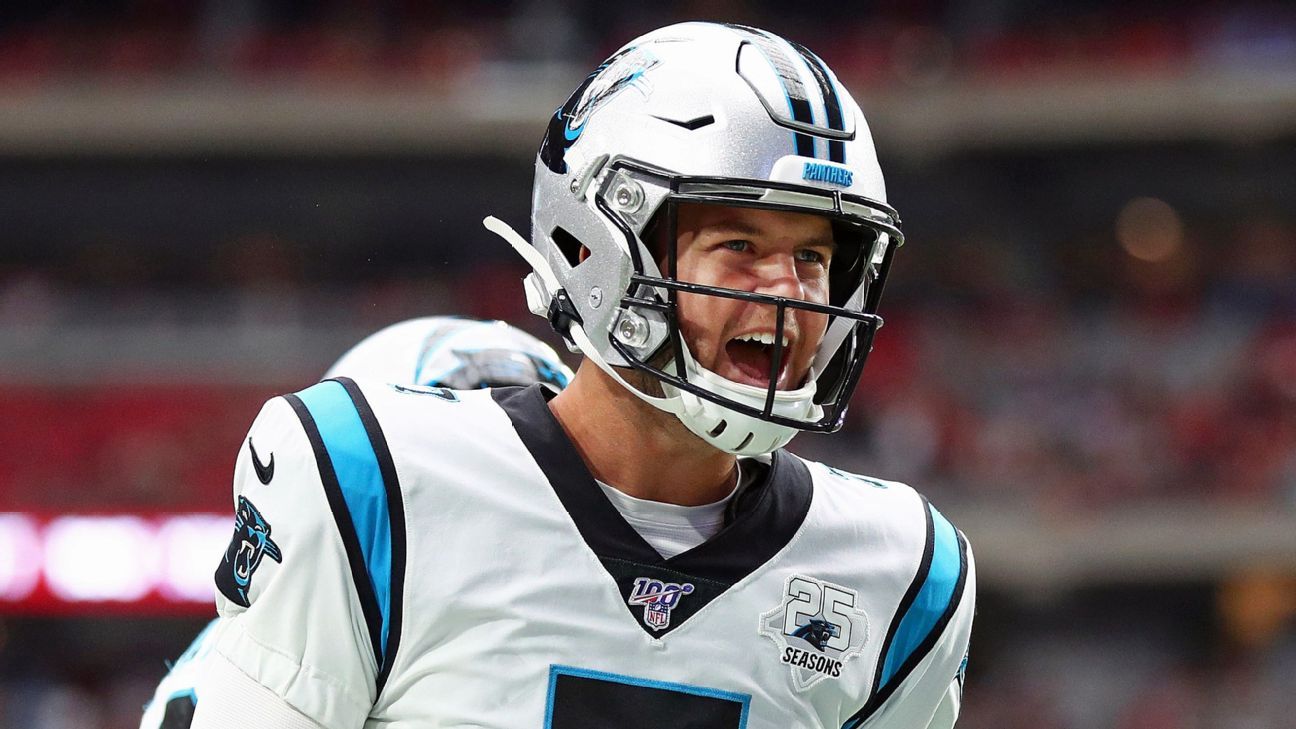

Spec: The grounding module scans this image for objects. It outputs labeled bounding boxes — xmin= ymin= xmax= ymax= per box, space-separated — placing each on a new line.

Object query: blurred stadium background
xmin=1 ymin=1 xmax=1295 ymax=727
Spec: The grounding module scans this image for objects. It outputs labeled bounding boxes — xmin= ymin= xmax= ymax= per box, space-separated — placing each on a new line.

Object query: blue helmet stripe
xmin=789 ymin=42 xmax=846 ymax=163
xmin=729 ymin=24 xmax=817 ymax=158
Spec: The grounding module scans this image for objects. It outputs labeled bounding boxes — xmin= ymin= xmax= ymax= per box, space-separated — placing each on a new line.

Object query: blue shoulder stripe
xmin=284 ymin=378 xmax=406 ymax=693
xmin=336 ymin=377 xmax=408 ymax=695
xmin=842 ymin=497 xmax=968 ymax=729
xmin=879 ymin=501 xmax=961 ymax=687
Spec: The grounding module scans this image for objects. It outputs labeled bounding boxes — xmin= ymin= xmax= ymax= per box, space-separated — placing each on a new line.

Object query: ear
xmin=578 ymin=246 xmax=591 ymax=263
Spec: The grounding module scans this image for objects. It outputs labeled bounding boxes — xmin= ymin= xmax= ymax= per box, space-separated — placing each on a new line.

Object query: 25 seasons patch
xmin=759 ymin=575 xmax=868 ymax=691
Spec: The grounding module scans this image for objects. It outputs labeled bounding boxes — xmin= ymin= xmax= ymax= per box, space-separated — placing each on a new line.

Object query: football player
xmin=192 ymin=22 xmax=975 ymax=729
xmin=139 ymin=317 xmax=571 ymax=729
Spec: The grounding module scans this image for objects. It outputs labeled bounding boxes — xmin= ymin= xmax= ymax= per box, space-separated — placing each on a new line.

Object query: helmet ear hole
xmin=551 ymin=227 xmax=586 ymax=269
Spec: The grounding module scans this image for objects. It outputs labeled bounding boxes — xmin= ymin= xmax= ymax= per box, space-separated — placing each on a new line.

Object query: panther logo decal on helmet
xmin=541 ymin=46 xmax=662 ymax=174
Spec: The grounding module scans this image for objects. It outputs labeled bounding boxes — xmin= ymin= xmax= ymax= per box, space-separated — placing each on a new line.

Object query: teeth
xmin=734 ymin=333 xmax=791 ymax=347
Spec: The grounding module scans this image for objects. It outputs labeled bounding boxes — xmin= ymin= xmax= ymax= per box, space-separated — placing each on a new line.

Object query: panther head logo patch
xmin=791 ymin=618 xmax=840 ymax=652
xmin=215 ymin=496 xmax=282 ymax=607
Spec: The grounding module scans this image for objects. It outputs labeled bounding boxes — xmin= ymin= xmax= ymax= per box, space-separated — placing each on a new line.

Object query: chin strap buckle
xmin=521 ymin=272 xmax=552 ymax=318
xmin=547 ymin=288 xmax=584 ymax=346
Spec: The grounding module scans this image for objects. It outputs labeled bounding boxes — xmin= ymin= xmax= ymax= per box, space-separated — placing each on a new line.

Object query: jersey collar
xmin=493 ymin=385 xmax=814 ymax=636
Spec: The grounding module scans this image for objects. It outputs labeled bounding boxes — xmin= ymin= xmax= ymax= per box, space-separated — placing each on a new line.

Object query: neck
xmin=548 ymin=360 xmax=738 ymax=506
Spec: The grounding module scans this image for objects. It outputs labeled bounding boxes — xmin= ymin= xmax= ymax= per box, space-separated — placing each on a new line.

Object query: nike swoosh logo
xmin=248 ymin=438 xmax=274 ymax=485
xmin=563 ymin=117 xmax=587 ymax=142
xmin=653 ymin=114 xmax=715 ymax=131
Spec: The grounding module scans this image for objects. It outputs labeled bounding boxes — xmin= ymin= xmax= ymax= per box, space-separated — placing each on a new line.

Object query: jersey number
xmin=545 ymin=665 xmax=749 ymax=728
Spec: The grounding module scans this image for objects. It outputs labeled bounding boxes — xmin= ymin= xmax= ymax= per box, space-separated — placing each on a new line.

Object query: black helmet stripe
xmin=788 ymin=41 xmax=846 ymax=163
xmin=727 ymin=24 xmax=817 ymax=158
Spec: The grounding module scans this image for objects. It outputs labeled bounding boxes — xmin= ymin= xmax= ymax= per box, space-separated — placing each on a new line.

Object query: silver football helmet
xmin=324 ymin=317 xmax=572 ymax=391
xmin=486 ymin=21 xmax=902 ymax=455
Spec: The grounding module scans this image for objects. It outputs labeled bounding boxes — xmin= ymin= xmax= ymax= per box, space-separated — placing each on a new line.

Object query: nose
xmin=751 ymin=253 xmax=807 ymax=300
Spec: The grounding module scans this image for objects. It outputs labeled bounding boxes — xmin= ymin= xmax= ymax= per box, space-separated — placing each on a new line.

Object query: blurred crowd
xmin=819 ymin=212 xmax=1296 ymax=512
xmin=960 ymin=591 xmax=1296 ymax=729
xmin=4 ymin=209 xmax=1292 ymax=514
xmin=0 ymin=0 xmax=1294 ymax=88
xmin=2 ymin=3 xmax=1295 ymax=729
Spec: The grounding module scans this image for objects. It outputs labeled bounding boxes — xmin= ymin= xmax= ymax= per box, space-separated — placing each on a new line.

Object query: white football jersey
xmin=139 ymin=619 xmax=222 ymax=729
xmin=206 ymin=379 xmax=974 ymax=729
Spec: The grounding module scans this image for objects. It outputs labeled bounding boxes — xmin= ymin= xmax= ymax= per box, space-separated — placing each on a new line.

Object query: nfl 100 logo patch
xmin=759 ymin=575 xmax=868 ymax=691
xmin=627 ymin=577 xmax=695 ymax=631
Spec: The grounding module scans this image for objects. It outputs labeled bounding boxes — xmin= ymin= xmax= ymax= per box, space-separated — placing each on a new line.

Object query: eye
xmin=720 ymin=239 xmax=750 ymax=253
xmin=796 ymin=248 xmax=829 ymax=265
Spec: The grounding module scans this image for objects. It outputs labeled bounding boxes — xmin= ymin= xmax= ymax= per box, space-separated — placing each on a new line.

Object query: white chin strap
xmin=662 ymin=345 xmax=822 ymax=456
xmin=484 ymin=216 xmax=820 ymax=456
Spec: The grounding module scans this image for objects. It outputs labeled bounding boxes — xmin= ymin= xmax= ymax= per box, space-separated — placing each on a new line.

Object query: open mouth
xmin=722 ymin=332 xmax=790 ymax=388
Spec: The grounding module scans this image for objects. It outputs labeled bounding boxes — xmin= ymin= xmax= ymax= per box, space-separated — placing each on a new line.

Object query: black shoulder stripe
xmin=283 ymin=392 xmax=386 ymax=671
xmin=333 ymin=377 xmax=407 ymax=697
